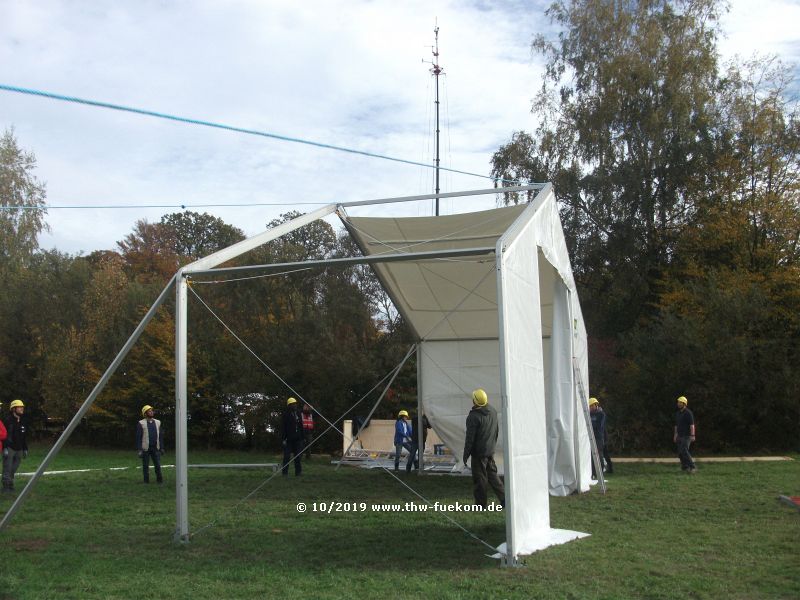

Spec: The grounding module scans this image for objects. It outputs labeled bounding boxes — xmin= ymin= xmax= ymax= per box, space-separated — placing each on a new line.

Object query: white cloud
xmin=1 ymin=0 xmax=797 ymax=254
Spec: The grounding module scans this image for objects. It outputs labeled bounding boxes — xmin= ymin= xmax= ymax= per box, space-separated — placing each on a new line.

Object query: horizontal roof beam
xmin=183 ymin=204 xmax=338 ymax=273
xmin=337 ymin=184 xmax=544 ymax=208
xmin=186 ymin=247 xmax=497 ymax=279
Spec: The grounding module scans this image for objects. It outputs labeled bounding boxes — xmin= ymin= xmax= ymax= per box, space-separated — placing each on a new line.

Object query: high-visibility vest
xmin=302 ymin=413 xmax=314 ymax=431
xmin=139 ymin=418 xmax=161 ymax=451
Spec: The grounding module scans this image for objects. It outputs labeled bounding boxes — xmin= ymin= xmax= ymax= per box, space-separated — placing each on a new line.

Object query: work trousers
xmin=282 ymin=438 xmax=303 ymax=476
xmin=141 ymin=448 xmax=163 ymax=483
xmin=591 ymin=443 xmax=613 ymax=477
xmin=677 ymin=436 xmax=696 ymax=470
xmin=406 ymin=441 xmax=425 ymax=472
xmin=2 ymin=449 xmax=24 ymax=490
xmin=471 ymin=456 xmax=505 ymax=509
xmin=394 ymin=442 xmax=412 ymax=471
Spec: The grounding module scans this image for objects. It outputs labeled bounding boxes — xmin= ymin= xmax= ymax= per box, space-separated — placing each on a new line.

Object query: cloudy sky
xmin=2 ymin=0 xmax=799 ymax=255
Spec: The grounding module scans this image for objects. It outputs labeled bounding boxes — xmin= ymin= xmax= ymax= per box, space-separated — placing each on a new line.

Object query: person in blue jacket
xmin=394 ymin=410 xmax=413 ymax=472
xmin=674 ymin=396 xmax=697 ymax=474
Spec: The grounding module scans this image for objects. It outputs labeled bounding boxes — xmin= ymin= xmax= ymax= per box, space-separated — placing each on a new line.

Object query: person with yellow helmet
xmin=2 ymin=399 xmax=29 ymax=493
xmin=673 ymin=396 xmax=697 ymax=473
xmin=136 ymin=405 xmax=164 ymax=484
xmin=393 ymin=409 xmax=413 ymax=471
xmin=589 ymin=398 xmax=613 ymax=477
xmin=463 ymin=389 xmax=505 ymax=509
xmin=281 ymin=397 xmax=303 ymax=476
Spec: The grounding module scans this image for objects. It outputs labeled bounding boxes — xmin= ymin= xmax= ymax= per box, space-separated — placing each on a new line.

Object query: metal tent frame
xmin=1 ymin=183 xmax=595 ymax=565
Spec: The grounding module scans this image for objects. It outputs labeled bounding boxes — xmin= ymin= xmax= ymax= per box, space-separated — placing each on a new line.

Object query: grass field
xmin=0 ymin=446 xmax=798 ymax=599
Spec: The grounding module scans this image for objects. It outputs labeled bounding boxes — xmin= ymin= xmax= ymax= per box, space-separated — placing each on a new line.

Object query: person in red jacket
xmin=301 ymin=403 xmax=315 ymax=459
xmin=0 ymin=403 xmax=7 ymax=458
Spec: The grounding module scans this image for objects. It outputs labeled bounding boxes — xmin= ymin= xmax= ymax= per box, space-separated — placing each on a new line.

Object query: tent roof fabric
xmin=342 ymin=204 xmax=526 ymax=341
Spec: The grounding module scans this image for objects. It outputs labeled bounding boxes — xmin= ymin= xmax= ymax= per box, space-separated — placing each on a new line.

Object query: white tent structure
xmin=1 ymin=183 xmax=592 ymax=565
xmin=341 ymin=185 xmax=592 ymax=559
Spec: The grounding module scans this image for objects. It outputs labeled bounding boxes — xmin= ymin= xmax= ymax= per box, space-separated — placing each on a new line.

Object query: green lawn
xmin=1 ymin=446 xmax=798 ymax=599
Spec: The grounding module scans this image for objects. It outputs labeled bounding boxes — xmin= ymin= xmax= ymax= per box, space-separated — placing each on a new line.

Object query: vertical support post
xmin=174 ymin=272 xmax=190 ymax=542
xmin=495 ymin=249 xmax=518 ymax=567
xmin=416 ymin=343 xmax=424 ymax=475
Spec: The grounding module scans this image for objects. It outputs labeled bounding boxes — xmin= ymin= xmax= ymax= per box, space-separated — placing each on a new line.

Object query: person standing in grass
xmin=281 ymin=397 xmax=304 ymax=476
xmin=463 ymin=389 xmax=505 ymax=509
xmin=136 ymin=405 xmax=164 ymax=484
xmin=3 ymin=400 xmax=29 ymax=493
xmin=674 ymin=396 xmax=697 ymax=474
xmin=589 ymin=397 xmax=613 ymax=477
xmin=394 ymin=410 xmax=413 ymax=472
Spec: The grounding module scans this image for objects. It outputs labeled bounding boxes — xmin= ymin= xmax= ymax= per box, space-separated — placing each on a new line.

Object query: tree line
xmin=2 ymin=0 xmax=798 ymax=453
xmin=491 ymin=0 xmax=799 ymax=452
xmin=0 ymin=137 xmax=415 ymax=450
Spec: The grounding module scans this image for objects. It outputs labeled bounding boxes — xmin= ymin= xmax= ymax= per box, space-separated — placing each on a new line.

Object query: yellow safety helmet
xmin=398 ymin=410 xmax=409 ymax=418
xmin=9 ymin=399 xmax=25 ymax=410
xmin=472 ymin=389 xmax=488 ymax=407
xmin=287 ymin=397 xmax=298 ymax=406
xmin=589 ymin=397 xmax=599 ymax=406
xmin=677 ymin=396 xmax=688 ymax=406
xmin=141 ymin=404 xmax=153 ymax=417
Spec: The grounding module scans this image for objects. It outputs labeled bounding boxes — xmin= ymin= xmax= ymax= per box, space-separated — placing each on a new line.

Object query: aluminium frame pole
xmin=175 ymin=272 xmax=189 ymax=542
xmin=416 ymin=342 xmax=424 ymax=475
xmin=495 ymin=243 xmax=519 ymax=568
xmin=0 ymin=275 xmax=177 ymax=533
xmin=567 ymin=289 xmax=582 ymax=493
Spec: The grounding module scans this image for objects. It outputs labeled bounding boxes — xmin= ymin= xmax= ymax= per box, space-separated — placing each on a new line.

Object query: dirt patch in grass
xmin=11 ymin=537 xmax=49 ymax=551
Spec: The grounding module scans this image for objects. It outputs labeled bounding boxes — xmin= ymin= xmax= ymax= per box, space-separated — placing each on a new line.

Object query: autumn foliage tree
xmin=492 ymin=0 xmax=800 ymax=451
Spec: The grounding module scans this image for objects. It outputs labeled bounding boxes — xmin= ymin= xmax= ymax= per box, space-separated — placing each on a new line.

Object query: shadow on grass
xmin=186 ymin=520 xmax=506 ymax=571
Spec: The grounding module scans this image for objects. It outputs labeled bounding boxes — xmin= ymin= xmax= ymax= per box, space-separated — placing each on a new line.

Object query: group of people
xmin=589 ymin=394 xmax=696 ymax=476
xmin=420 ymin=389 xmax=697 ymax=509
xmin=137 ymin=391 xmax=696 ymax=490
xmin=393 ymin=388 xmax=507 ymax=509
xmin=135 ymin=390 xmax=695 ymax=505
xmin=393 ymin=410 xmax=431 ymax=472
xmin=0 ymin=389 xmax=696 ymax=499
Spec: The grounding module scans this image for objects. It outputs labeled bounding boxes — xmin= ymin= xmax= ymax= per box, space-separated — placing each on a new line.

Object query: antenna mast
xmin=428 ymin=25 xmax=444 ymax=215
